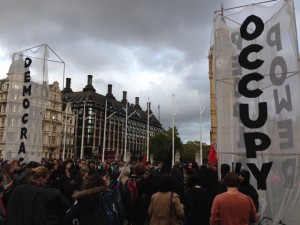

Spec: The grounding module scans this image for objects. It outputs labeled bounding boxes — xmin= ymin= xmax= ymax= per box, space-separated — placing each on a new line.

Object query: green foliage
xmin=182 ymin=141 xmax=210 ymax=163
xmin=149 ymin=127 xmax=210 ymax=164
xmin=149 ymin=127 xmax=182 ymax=162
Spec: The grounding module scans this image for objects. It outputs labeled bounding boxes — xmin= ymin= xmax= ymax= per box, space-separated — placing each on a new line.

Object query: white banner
xmin=213 ymin=0 xmax=300 ymax=223
xmin=4 ymin=44 xmax=64 ymax=163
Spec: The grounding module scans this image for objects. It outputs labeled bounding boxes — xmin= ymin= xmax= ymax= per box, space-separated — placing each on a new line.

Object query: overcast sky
xmin=1 ymin=0 xmax=300 ymax=144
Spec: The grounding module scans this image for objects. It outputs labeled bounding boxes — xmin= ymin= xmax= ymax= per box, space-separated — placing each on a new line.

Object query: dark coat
xmin=239 ymin=183 xmax=259 ymax=212
xmin=4 ymin=182 xmax=46 ymax=225
xmin=63 ymin=186 xmax=106 ymax=225
xmin=44 ymin=187 xmax=71 ymax=225
xmin=186 ymin=186 xmax=212 ymax=225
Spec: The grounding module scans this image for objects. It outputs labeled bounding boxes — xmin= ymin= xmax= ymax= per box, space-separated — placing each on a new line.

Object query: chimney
xmin=147 ymin=102 xmax=151 ymax=110
xmin=66 ymin=78 xmax=71 ymax=88
xmin=62 ymin=77 xmax=73 ymax=93
xmin=122 ymin=91 xmax=127 ymax=104
xmin=83 ymin=75 xmax=96 ymax=93
xmin=87 ymin=75 xmax=93 ymax=86
xmin=134 ymin=97 xmax=141 ymax=110
xmin=106 ymin=84 xmax=115 ymax=100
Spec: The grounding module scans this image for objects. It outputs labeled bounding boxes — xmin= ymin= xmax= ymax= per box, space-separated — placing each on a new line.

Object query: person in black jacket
xmin=186 ymin=174 xmax=212 ymax=225
xmin=63 ymin=174 xmax=107 ymax=225
xmin=239 ymin=169 xmax=259 ymax=212
xmin=4 ymin=166 xmax=50 ymax=225
xmin=44 ymin=186 xmax=71 ymax=225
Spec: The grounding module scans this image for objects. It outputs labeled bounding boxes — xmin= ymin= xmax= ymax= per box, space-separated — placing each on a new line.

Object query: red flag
xmin=141 ymin=154 xmax=147 ymax=165
xmin=208 ymin=144 xmax=218 ymax=164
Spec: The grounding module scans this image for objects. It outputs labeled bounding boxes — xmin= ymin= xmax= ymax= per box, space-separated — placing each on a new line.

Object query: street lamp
xmin=146 ymin=99 xmax=154 ymax=161
xmin=172 ymin=94 xmax=180 ymax=167
xmin=62 ymin=104 xmax=76 ymax=161
xmin=102 ymin=100 xmax=116 ymax=162
xmin=200 ymin=104 xmax=206 ymax=165
xmin=124 ymin=100 xmax=136 ymax=163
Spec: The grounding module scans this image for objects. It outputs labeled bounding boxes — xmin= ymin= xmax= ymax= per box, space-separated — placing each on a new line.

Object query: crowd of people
xmin=0 ymin=157 xmax=259 ymax=225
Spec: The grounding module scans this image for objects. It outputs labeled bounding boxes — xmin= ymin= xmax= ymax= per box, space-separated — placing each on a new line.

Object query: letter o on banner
xmin=240 ymin=15 xmax=264 ymax=41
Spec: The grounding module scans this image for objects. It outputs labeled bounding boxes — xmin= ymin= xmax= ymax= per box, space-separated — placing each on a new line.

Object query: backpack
xmin=94 ymin=190 xmax=123 ymax=225
xmin=123 ymin=179 xmax=139 ymax=211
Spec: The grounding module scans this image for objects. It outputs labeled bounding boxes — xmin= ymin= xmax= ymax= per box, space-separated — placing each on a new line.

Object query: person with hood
xmin=63 ymin=173 xmax=108 ymax=225
xmin=239 ymin=169 xmax=259 ymax=212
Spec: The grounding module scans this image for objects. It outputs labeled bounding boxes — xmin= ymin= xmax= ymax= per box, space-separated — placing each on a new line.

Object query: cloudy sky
xmin=1 ymin=0 xmax=300 ymax=143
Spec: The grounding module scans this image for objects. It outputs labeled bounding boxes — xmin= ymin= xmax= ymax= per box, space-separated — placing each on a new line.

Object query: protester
xmin=239 ymin=169 xmax=259 ymax=212
xmin=148 ymin=173 xmax=185 ymax=225
xmin=186 ymin=174 xmax=212 ymax=225
xmin=4 ymin=166 xmax=50 ymax=225
xmin=210 ymin=172 xmax=258 ymax=225
xmin=63 ymin=173 xmax=107 ymax=225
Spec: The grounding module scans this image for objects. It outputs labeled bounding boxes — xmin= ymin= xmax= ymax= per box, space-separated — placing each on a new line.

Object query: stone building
xmin=0 ymin=66 xmax=162 ymax=161
xmin=61 ymin=75 xmax=163 ymax=161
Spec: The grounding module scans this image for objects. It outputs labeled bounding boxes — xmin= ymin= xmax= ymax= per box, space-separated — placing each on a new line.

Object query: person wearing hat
xmin=239 ymin=169 xmax=259 ymax=212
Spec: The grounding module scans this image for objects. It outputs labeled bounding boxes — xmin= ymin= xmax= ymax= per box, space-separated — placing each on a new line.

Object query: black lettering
xmin=240 ymin=102 xmax=267 ymax=128
xmin=244 ymin=132 xmax=271 ymax=158
xmin=22 ymin=113 xmax=29 ymax=124
xmin=23 ymin=85 xmax=31 ymax=96
xmin=23 ymin=98 xmax=30 ymax=109
xmin=20 ymin=127 xmax=27 ymax=139
xmin=24 ymin=57 xmax=32 ymax=68
xmin=240 ymin=15 xmax=264 ymax=40
xmin=239 ymin=44 xmax=264 ymax=70
xmin=238 ymin=72 xmax=264 ymax=98
xmin=247 ymin=162 xmax=273 ymax=190
xmin=24 ymin=71 xmax=31 ymax=83
xmin=18 ymin=142 xmax=26 ymax=154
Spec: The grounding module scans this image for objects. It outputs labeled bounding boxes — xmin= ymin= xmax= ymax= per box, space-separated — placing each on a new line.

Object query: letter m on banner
xmin=212 ymin=0 xmax=300 ymax=223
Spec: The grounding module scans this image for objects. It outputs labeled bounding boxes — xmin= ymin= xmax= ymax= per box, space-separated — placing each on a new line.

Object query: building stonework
xmin=0 ymin=70 xmax=162 ymax=161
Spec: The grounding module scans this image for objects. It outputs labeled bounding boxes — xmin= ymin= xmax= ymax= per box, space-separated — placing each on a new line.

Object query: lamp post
xmin=146 ymin=99 xmax=154 ymax=161
xmin=102 ymin=100 xmax=116 ymax=162
xmin=62 ymin=103 xmax=77 ymax=161
xmin=200 ymin=104 xmax=206 ymax=165
xmin=172 ymin=94 xmax=179 ymax=167
xmin=124 ymin=100 xmax=136 ymax=163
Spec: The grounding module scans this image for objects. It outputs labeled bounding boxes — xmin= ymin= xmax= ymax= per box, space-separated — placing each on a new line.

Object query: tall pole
xmin=80 ymin=101 xmax=86 ymax=159
xmin=172 ymin=95 xmax=179 ymax=167
xmin=200 ymin=104 xmax=206 ymax=165
xmin=124 ymin=100 xmax=136 ymax=163
xmin=63 ymin=103 xmax=68 ymax=161
xmin=102 ymin=100 xmax=116 ymax=162
xmin=124 ymin=100 xmax=128 ymax=162
xmin=102 ymin=100 xmax=107 ymax=162
xmin=172 ymin=95 xmax=175 ymax=167
xmin=147 ymin=99 xmax=150 ymax=161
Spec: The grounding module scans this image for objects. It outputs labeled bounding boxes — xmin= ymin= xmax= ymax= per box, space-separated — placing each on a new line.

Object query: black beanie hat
xmin=240 ymin=169 xmax=251 ymax=183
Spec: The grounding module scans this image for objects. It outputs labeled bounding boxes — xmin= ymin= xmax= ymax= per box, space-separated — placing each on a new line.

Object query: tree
xmin=182 ymin=141 xmax=210 ymax=163
xmin=149 ymin=127 xmax=182 ymax=162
